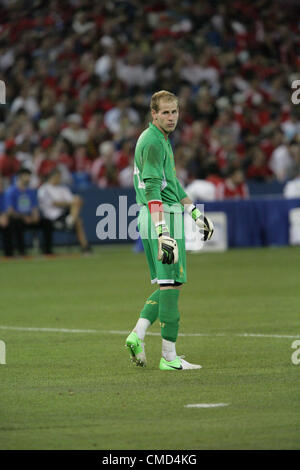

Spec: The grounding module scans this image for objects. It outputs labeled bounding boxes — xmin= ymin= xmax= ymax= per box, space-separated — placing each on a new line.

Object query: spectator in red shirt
xmin=0 ymin=140 xmax=21 ymax=184
xmin=74 ymin=145 xmax=93 ymax=173
xmin=205 ymin=161 xmax=225 ymax=200
xmin=246 ymin=147 xmax=274 ymax=182
xmin=85 ymin=113 xmax=112 ymax=160
xmin=223 ymin=166 xmax=249 ymax=199
xmin=91 ymin=141 xmax=118 ymax=188
xmin=115 ymin=139 xmax=133 ymax=172
xmin=36 ymin=143 xmax=72 ymax=186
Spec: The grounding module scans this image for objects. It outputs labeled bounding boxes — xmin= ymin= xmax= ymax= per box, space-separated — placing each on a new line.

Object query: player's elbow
xmin=145 ymin=178 xmax=163 ymax=202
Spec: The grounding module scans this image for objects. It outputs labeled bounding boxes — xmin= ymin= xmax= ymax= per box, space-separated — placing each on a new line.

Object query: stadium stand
xmin=0 ymin=0 xmax=299 ymax=194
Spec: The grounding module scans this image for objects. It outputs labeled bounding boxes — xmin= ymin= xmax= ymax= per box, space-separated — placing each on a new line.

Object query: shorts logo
xmin=146 ymin=300 xmax=158 ymax=305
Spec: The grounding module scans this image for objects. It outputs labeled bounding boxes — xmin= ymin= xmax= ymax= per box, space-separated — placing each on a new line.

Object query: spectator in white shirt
xmin=283 ymin=173 xmax=300 ymax=198
xmin=94 ymin=43 xmax=117 ymax=82
xmin=72 ymin=11 xmax=95 ymax=36
xmin=104 ymin=98 xmax=140 ymax=136
xmin=185 ymin=179 xmax=217 ymax=202
xmin=38 ymin=168 xmax=90 ymax=254
xmin=281 ymin=111 xmax=300 ymax=142
xmin=269 ymin=131 xmax=294 ymax=181
xmin=116 ymin=51 xmax=155 ymax=88
xmin=60 ymin=114 xmax=88 ymax=148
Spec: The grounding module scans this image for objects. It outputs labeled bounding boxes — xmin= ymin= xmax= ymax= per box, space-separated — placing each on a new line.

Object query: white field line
xmin=0 ymin=325 xmax=299 ymax=339
xmin=185 ymin=403 xmax=229 ymax=408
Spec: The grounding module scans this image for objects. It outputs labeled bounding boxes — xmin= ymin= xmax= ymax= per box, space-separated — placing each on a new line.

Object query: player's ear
xmin=151 ymin=108 xmax=156 ymax=122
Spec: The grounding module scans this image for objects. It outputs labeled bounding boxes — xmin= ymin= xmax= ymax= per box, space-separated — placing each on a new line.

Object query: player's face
xmin=152 ymin=99 xmax=179 ymax=135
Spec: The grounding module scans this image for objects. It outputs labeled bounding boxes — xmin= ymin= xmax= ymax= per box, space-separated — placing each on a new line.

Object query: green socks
xmin=139 ymin=288 xmax=180 ymax=343
xmin=159 ymin=289 xmax=180 ymax=343
xmin=140 ymin=289 xmax=160 ymax=325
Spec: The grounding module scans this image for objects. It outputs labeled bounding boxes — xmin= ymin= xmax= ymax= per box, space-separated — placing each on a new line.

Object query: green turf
xmin=0 ymin=245 xmax=300 ymax=449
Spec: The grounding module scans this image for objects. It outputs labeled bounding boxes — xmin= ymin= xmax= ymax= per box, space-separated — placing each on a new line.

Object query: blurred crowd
xmin=1 ymin=0 xmax=300 ymax=201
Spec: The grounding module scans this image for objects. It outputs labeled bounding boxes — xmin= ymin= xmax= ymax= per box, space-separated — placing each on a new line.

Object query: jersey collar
xmin=149 ymin=122 xmax=169 ymax=141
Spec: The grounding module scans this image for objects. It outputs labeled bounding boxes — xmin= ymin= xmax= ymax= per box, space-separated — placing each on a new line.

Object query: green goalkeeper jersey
xmin=133 ymin=122 xmax=187 ymax=210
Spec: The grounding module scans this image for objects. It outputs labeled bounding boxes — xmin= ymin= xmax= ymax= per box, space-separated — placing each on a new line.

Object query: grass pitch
xmin=0 ymin=245 xmax=300 ymax=450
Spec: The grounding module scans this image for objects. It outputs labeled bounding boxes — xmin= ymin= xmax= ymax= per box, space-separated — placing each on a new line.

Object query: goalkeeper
xmin=125 ymin=90 xmax=214 ymax=371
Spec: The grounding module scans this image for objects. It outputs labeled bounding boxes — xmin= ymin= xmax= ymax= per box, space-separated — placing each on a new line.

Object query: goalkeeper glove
xmin=188 ymin=205 xmax=214 ymax=241
xmin=156 ymin=223 xmax=178 ymax=264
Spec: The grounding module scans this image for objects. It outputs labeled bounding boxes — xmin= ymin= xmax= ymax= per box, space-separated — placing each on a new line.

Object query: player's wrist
xmin=155 ymin=221 xmax=170 ymax=237
xmin=148 ymin=199 xmax=163 ymax=214
xmin=187 ymin=204 xmax=202 ymax=222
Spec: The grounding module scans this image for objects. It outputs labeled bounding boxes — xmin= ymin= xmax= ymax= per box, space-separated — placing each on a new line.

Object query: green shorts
xmin=138 ymin=206 xmax=187 ymax=285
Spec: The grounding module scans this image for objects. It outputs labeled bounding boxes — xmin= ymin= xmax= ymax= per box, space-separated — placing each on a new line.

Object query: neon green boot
xmin=125 ymin=331 xmax=147 ymax=367
xmin=159 ymin=356 xmax=202 ymax=370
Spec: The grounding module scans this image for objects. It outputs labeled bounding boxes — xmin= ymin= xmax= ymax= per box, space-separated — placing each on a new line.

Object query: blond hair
xmin=150 ymin=90 xmax=178 ymax=112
